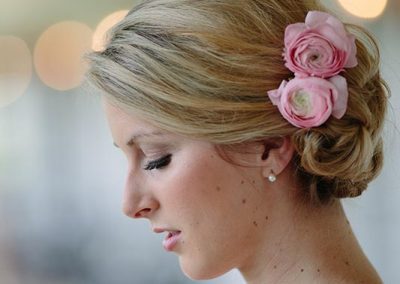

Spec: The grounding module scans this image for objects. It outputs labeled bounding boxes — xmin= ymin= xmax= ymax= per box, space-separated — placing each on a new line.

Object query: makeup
xmin=144 ymin=154 xmax=172 ymax=170
xmin=162 ymin=231 xmax=181 ymax=251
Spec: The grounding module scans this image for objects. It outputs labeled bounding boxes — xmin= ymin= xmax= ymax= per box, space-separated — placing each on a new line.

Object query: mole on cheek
xmin=216 ymin=186 xmax=221 ymax=191
xmin=265 ymin=216 xmax=269 ymax=221
xmin=241 ymin=180 xmax=245 ymax=185
xmin=242 ymin=199 xmax=247 ymax=204
xmin=253 ymin=221 xmax=258 ymax=227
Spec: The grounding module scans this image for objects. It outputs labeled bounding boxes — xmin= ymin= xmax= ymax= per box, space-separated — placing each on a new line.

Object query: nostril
xmin=135 ymin=208 xmax=151 ymax=218
xmin=123 ymin=197 xmax=159 ymax=219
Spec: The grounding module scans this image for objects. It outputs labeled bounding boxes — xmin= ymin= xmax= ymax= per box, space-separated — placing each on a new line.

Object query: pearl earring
xmin=268 ymin=170 xmax=277 ymax=183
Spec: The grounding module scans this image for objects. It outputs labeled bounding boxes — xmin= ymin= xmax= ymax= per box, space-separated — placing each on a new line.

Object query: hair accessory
xmin=267 ymin=11 xmax=358 ymax=128
xmin=268 ymin=170 xmax=277 ymax=183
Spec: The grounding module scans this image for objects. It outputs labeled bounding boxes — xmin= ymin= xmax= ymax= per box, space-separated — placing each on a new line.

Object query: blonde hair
xmin=85 ymin=0 xmax=389 ymax=203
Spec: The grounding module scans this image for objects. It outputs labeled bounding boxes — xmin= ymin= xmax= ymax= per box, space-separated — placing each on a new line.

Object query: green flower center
xmin=291 ymin=90 xmax=312 ymax=115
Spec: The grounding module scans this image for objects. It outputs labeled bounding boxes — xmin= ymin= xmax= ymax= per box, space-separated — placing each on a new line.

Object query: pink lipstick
xmin=162 ymin=231 xmax=181 ymax=251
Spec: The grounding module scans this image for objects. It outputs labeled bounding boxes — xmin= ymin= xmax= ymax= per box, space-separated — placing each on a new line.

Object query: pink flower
xmin=284 ymin=11 xmax=357 ymax=78
xmin=267 ymin=76 xmax=348 ymax=128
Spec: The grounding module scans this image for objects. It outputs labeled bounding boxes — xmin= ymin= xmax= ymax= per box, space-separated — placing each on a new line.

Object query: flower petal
xmin=267 ymin=80 xmax=287 ymax=105
xmin=316 ymin=24 xmax=348 ymax=51
xmin=305 ymin=11 xmax=334 ymax=29
xmin=306 ymin=11 xmax=347 ymax=37
xmin=345 ymin=34 xmax=358 ymax=68
xmin=284 ymin=23 xmax=306 ymax=48
xmin=329 ymin=75 xmax=348 ymax=118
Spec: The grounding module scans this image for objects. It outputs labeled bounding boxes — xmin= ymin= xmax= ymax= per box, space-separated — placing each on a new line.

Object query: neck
xmin=239 ymin=199 xmax=382 ymax=284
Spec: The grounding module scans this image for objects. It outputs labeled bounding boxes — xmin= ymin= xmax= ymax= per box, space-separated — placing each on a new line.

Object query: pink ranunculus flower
xmin=267 ymin=76 xmax=348 ymax=128
xmin=284 ymin=11 xmax=358 ymax=78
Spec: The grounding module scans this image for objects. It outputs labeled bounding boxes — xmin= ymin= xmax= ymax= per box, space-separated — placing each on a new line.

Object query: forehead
xmin=102 ymin=100 xmax=214 ymax=151
xmin=103 ymin=99 xmax=157 ymax=133
xmin=103 ymin=100 xmax=130 ymax=121
xmin=103 ymin=100 xmax=184 ymax=148
xmin=103 ymin=100 xmax=147 ymax=127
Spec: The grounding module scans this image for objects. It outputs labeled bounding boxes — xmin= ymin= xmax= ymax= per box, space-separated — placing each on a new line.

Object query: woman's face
xmin=104 ymin=101 xmax=274 ymax=280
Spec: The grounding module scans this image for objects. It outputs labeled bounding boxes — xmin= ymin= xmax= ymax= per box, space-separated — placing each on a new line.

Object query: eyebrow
xmin=113 ymin=131 xmax=165 ymax=148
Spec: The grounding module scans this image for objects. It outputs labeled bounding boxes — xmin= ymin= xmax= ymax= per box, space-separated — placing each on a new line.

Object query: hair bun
xmin=291 ymin=25 xmax=389 ymax=202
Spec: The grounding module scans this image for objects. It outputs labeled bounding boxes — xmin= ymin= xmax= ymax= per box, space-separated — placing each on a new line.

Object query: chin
xmin=179 ymin=255 xmax=228 ymax=281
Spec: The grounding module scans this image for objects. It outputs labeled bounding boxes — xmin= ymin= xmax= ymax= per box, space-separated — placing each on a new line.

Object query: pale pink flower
xmin=267 ymin=76 xmax=348 ymax=128
xmin=284 ymin=11 xmax=357 ymax=78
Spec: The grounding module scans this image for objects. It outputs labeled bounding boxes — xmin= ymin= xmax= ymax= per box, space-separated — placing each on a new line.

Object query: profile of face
xmin=104 ymin=100 xmax=295 ymax=280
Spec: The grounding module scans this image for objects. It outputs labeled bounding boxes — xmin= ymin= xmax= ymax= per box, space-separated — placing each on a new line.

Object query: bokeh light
xmin=338 ymin=0 xmax=387 ymax=18
xmin=33 ymin=21 xmax=93 ymax=91
xmin=92 ymin=10 xmax=129 ymax=51
xmin=0 ymin=36 xmax=32 ymax=108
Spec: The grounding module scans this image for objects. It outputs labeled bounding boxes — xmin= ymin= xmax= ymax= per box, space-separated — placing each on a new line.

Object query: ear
xmin=260 ymin=136 xmax=295 ymax=178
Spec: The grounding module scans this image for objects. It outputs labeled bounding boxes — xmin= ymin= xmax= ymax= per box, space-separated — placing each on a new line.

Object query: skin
xmin=104 ymin=100 xmax=382 ymax=284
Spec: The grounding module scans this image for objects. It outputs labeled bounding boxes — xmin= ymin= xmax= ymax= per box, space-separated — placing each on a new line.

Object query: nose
xmin=122 ymin=174 xmax=159 ymax=219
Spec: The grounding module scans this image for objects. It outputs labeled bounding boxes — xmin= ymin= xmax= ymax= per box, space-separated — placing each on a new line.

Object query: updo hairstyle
xmin=85 ymin=0 xmax=389 ymax=203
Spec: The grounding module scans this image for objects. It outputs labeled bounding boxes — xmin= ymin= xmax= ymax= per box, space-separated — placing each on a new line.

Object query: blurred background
xmin=0 ymin=0 xmax=399 ymax=283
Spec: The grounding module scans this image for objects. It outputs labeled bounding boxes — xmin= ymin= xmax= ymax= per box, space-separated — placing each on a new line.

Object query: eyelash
xmin=144 ymin=154 xmax=172 ymax=171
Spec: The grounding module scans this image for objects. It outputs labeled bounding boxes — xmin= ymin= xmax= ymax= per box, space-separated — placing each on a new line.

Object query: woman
xmin=85 ymin=0 xmax=388 ymax=283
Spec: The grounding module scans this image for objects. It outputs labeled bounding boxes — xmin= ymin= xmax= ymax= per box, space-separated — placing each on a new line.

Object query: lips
xmin=162 ymin=230 xmax=181 ymax=251
xmin=153 ymin=227 xmax=182 ymax=251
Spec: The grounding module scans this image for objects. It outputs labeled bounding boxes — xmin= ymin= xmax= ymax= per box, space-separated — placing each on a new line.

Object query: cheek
xmin=163 ymin=153 xmax=244 ymax=220
xmin=166 ymin=151 xmax=265 ymax=233
xmin=162 ymin=154 xmax=265 ymax=279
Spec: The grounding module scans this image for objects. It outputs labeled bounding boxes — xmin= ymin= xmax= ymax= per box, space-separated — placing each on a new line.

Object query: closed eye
xmin=144 ymin=154 xmax=172 ymax=170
